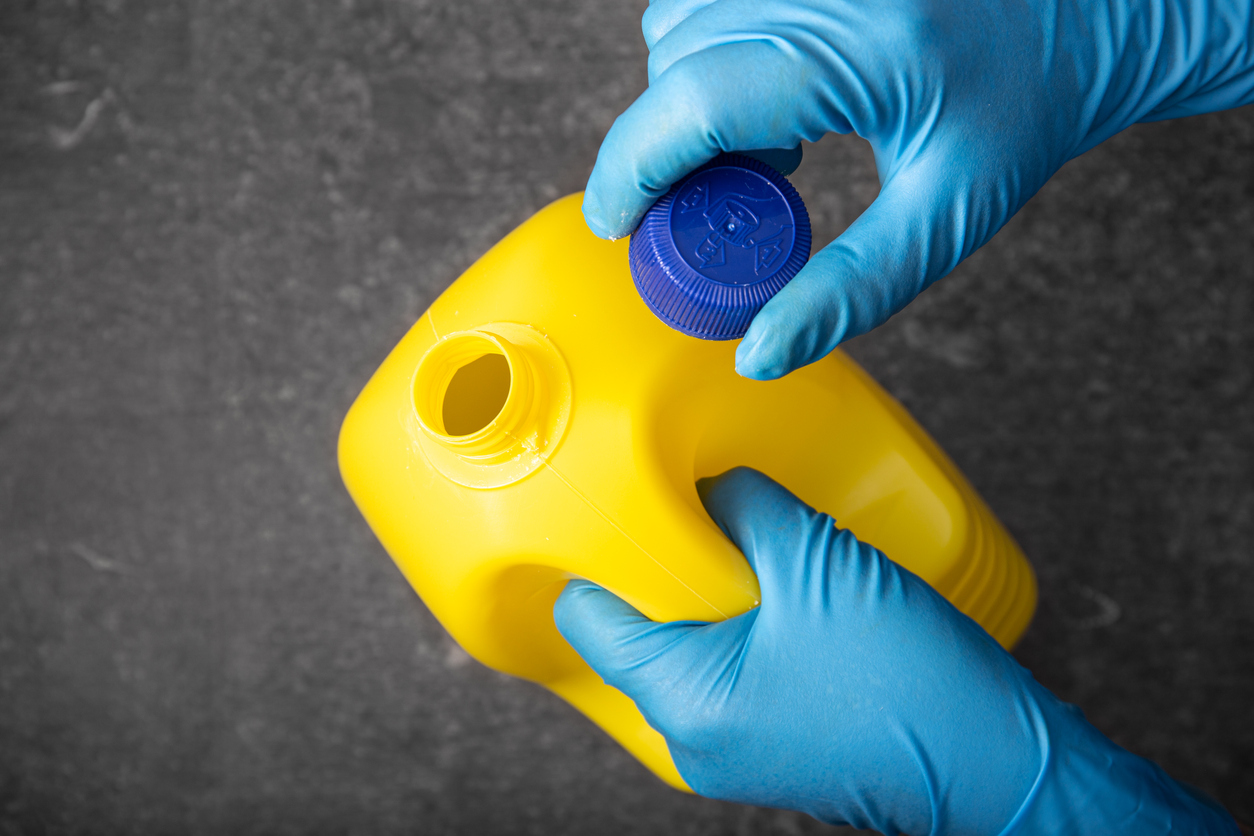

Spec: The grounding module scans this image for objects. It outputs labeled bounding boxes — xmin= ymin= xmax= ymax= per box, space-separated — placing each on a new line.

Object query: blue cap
xmin=629 ymin=153 xmax=811 ymax=340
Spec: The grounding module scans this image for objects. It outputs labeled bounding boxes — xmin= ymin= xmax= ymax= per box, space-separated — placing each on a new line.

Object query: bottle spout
xmin=413 ymin=329 xmax=538 ymax=462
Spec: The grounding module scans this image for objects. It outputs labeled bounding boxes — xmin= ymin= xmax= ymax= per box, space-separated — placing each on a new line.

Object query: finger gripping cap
xmin=629 ymin=153 xmax=811 ymax=340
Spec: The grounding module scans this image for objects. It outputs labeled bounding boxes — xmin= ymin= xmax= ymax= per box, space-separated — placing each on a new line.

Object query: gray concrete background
xmin=1 ymin=1 xmax=1251 ymax=833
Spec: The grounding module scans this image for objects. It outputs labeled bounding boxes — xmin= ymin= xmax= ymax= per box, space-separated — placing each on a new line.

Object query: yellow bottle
xmin=338 ymin=193 xmax=1037 ymax=791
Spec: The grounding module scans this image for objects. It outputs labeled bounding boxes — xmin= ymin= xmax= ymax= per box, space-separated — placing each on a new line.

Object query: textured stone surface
xmin=0 ymin=1 xmax=1250 ymax=833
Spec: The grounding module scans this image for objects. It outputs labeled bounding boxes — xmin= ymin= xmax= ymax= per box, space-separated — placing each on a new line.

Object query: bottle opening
xmin=410 ymin=322 xmax=569 ymax=486
xmin=413 ymin=330 xmax=531 ymax=455
xmin=442 ymin=352 xmax=511 ymax=436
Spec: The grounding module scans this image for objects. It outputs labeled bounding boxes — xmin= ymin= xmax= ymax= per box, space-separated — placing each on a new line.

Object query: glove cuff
xmin=999 ymin=687 xmax=1239 ymax=836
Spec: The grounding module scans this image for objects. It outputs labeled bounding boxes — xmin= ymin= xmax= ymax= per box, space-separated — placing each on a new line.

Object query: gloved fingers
xmin=645 ymin=0 xmax=870 ymax=119
xmin=553 ymin=579 xmax=706 ymax=695
xmin=696 ymin=467 xmax=838 ymax=606
xmin=735 ymin=154 xmax=981 ymax=379
xmin=583 ymin=40 xmax=827 ymax=240
xmin=642 ymin=0 xmax=721 ymax=50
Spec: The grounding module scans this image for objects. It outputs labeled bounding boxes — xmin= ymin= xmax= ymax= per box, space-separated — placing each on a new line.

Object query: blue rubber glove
xmin=585 ymin=0 xmax=1254 ymax=379
xmin=554 ymin=468 xmax=1240 ymax=834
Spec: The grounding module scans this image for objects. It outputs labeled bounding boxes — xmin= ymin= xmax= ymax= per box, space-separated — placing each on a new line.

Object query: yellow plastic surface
xmin=338 ymin=193 xmax=1038 ymax=791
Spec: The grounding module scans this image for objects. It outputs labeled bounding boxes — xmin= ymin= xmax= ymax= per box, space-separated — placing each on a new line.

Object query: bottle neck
xmin=413 ymin=329 xmax=541 ymax=464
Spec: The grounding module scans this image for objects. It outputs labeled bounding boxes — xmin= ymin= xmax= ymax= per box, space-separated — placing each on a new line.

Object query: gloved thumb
xmin=736 ymin=152 xmax=998 ymax=379
xmin=553 ymin=579 xmax=705 ymax=696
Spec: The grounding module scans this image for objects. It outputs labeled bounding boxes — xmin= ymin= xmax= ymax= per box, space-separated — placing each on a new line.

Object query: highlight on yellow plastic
xmin=339 ymin=193 xmax=1038 ymax=791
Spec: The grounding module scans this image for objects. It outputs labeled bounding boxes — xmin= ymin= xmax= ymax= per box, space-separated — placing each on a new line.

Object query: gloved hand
xmin=554 ymin=468 xmax=1239 ymax=834
xmin=584 ymin=0 xmax=1254 ymax=379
